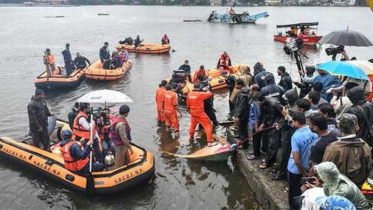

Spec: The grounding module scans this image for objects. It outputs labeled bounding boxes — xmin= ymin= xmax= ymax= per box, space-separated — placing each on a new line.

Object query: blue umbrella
xmin=317 ymin=61 xmax=369 ymax=80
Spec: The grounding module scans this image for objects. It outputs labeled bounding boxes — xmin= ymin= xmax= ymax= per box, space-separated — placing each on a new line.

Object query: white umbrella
xmin=77 ymin=89 xmax=133 ymax=104
xmin=346 ymin=60 xmax=373 ymax=75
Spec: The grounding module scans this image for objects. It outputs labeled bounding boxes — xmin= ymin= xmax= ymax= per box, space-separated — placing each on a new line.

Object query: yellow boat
xmin=0 ymin=120 xmax=155 ymax=194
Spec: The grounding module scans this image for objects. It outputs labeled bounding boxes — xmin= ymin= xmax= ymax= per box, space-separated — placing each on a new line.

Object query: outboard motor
xmin=104 ymin=151 xmax=115 ymax=171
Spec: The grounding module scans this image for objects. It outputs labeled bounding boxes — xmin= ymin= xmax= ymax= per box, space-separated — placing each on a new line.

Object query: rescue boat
xmin=179 ymin=64 xmax=248 ymax=94
xmin=115 ymin=43 xmax=171 ymax=54
xmin=85 ymin=60 xmax=132 ymax=81
xmin=34 ymin=67 xmax=85 ymax=90
xmin=0 ymin=120 xmax=155 ymax=194
xmin=273 ymin=22 xmax=323 ymax=46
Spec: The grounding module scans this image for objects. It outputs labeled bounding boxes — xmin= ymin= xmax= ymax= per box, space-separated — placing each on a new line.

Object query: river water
xmin=0 ymin=5 xmax=372 ymax=210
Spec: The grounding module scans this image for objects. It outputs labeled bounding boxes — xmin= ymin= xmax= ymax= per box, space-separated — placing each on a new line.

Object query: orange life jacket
xmin=61 ymin=140 xmax=89 ymax=172
xmin=44 ymin=54 xmax=55 ymax=65
xmin=72 ymin=112 xmax=91 ymax=140
xmin=219 ymin=55 xmax=230 ymax=68
xmin=193 ymin=69 xmax=206 ymax=82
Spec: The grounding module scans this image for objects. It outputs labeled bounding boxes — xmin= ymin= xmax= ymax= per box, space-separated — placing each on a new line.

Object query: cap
xmin=62 ymin=130 xmax=72 ymax=139
xmin=316 ymin=195 xmax=356 ymax=210
xmin=119 ymin=105 xmax=130 ymax=114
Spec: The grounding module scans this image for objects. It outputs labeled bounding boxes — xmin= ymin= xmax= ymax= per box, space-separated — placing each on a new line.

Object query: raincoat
xmin=314 ymin=162 xmax=370 ymax=210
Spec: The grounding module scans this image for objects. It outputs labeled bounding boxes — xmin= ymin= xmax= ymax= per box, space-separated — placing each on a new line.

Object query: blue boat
xmin=207 ymin=10 xmax=269 ymax=24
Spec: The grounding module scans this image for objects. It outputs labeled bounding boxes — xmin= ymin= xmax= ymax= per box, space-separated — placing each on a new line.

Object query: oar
xmin=212 ymin=134 xmax=228 ymax=145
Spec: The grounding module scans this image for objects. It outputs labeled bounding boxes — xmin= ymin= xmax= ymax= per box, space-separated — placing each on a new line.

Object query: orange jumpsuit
xmin=155 ymin=87 xmax=166 ymax=122
xmin=162 ymin=90 xmax=179 ymax=131
xmin=187 ymin=90 xmax=213 ymax=142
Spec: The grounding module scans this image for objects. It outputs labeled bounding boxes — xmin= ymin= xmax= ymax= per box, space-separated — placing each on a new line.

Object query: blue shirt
xmin=287 ymin=126 xmax=318 ymax=174
xmin=248 ymin=102 xmax=260 ymax=129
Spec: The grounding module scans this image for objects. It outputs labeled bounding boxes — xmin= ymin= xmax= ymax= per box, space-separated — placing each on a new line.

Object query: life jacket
xmin=110 ymin=115 xmax=132 ymax=146
xmin=219 ymin=55 xmax=230 ymax=68
xmin=193 ymin=69 xmax=206 ymax=82
xmin=61 ymin=140 xmax=89 ymax=172
xmin=72 ymin=112 xmax=91 ymax=140
xmin=44 ymin=54 xmax=55 ymax=65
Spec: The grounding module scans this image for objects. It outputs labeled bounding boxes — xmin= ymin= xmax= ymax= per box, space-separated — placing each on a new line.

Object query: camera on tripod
xmin=283 ymin=38 xmax=304 ymax=55
xmin=325 ymin=45 xmax=344 ymax=57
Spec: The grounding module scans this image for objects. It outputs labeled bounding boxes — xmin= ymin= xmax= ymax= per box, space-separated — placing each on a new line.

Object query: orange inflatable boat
xmin=0 ymin=120 xmax=155 ymax=194
xmin=34 ymin=67 xmax=86 ymax=90
xmin=85 ymin=60 xmax=132 ymax=81
xmin=169 ymin=64 xmax=250 ymax=94
xmin=115 ymin=43 xmax=171 ymax=54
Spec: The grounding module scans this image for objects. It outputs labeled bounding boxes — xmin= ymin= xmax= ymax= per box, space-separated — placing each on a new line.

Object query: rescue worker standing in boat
xmin=217 ymin=51 xmax=232 ymax=71
xmin=43 ymin=48 xmax=56 ymax=78
xmin=62 ymin=43 xmax=74 ymax=77
xmin=99 ymin=42 xmax=110 ymax=67
xmin=161 ymin=34 xmax=170 ymax=45
xmin=27 ymin=89 xmax=53 ymax=151
xmin=187 ymin=83 xmax=217 ymax=147
xmin=68 ymin=102 xmax=80 ymax=130
xmin=72 ymin=103 xmax=103 ymax=163
xmin=60 ymin=130 xmax=104 ymax=175
xmin=119 ymin=46 xmax=129 ymax=62
xmin=111 ymin=105 xmax=134 ymax=169
xmin=74 ymin=53 xmax=90 ymax=69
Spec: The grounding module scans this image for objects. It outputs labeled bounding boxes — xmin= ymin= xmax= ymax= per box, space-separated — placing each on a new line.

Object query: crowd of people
xmin=156 ymin=54 xmax=373 ymax=209
xmin=27 ymin=88 xmax=134 ymax=175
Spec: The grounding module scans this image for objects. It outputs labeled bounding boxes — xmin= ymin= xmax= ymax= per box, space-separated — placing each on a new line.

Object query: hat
xmin=316 ymin=195 xmax=356 ymax=210
xmin=119 ymin=105 xmax=130 ymax=114
xmin=62 ymin=130 xmax=72 ymax=139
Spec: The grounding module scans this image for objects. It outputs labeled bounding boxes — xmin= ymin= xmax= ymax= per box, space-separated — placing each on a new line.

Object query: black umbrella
xmin=319 ymin=28 xmax=373 ymax=47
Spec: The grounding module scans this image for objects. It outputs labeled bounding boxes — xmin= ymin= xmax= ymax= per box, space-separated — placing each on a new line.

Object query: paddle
xmin=86 ymin=107 xmax=95 ymax=194
xmin=234 ymin=126 xmax=276 ymax=147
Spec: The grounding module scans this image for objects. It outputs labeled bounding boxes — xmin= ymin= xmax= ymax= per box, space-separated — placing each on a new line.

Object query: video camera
xmin=325 ymin=45 xmax=344 ymax=59
xmin=283 ymin=38 xmax=304 ymax=55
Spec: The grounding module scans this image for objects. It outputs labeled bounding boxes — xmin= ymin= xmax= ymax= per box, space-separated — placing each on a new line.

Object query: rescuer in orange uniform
xmin=187 ymin=83 xmax=217 ymax=146
xmin=162 ymin=83 xmax=182 ymax=138
xmin=155 ymin=80 xmax=168 ymax=123
xmin=193 ymin=65 xmax=207 ymax=83
xmin=43 ymin=48 xmax=56 ymax=77
xmin=217 ymin=51 xmax=232 ymax=72
xmin=60 ymin=130 xmax=104 ymax=175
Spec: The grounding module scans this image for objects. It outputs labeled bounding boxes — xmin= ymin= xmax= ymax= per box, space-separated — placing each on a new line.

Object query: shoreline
xmin=227 ymin=129 xmax=289 ymax=209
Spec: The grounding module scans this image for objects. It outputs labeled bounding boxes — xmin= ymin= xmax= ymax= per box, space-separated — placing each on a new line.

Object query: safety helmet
xmin=62 ymin=130 xmax=73 ymax=139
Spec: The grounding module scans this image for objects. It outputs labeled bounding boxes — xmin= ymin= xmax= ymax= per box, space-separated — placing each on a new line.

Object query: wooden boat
xmin=273 ymin=22 xmax=323 ymax=46
xmin=163 ymin=135 xmax=232 ymax=161
xmin=34 ymin=67 xmax=85 ymax=90
xmin=85 ymin=60 xmax=132 ymax=81
xmin=115 ymin=43 xmax=171 ymax=54
xmin=0 ymin=120 xmax=155 ymax=194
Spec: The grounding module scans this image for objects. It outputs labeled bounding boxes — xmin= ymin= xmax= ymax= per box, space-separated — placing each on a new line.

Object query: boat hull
xmin=116 ymin=43 xmax=171 ymax=54
xmin=34 ymin=68 xmax=85 ymax=90
xmin=273 ymin=35 xmax=323 ymax=45
xmin=0 ymin=135 xmax=155 ymax=194
xmin=85 ymin=60 xmax=132 ymax=81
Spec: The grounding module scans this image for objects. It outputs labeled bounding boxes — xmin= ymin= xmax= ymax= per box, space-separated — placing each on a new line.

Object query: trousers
xmin=189 ymin=112 xmax=212 ymax=142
